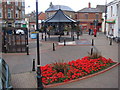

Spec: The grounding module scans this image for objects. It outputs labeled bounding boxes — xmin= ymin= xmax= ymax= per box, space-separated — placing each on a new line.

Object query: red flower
xmin=41 ymin=56 xmax=116 ymax=85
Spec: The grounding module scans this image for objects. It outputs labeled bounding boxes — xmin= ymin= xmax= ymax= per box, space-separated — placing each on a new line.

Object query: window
xmin=0 ymin=8 xmax=2 ymax=18
xmin=15 ymin=23 xmax=21 ymax=27
xmin=8 ymin=23 xmax=12 ymax=27
xmin=22 ymin=10 xmax=25 ymax=18
xmin=75 ymin=14 xmax=77 ymax=19
xmin=22 ymin=2 xmax=25 ymax=6
xmin=85 ymin=13 xmax=88 ymax=19
xmin=116 ymin=4 xmax=119 ymax=16
xmin=111 ymin=6 xmax=113 ymax=17
xmin=7 ymin=0 xmax=11 ymax=4
xmin=0 ymin=0 xmax=2 ymax=4
xmin=15 ymin=1 xmax=18 ymax=6
xmin=96 ymin=13 xmax=99 ymax=19
xmin=16 ymin=10 xmax=19 ymax=18
xmin=8 ymin=9 xmax=11 ymax=18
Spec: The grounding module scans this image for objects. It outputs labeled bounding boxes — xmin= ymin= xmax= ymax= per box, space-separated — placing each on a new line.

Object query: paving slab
xmin=11 ymin=71 xmax=37 ymax=88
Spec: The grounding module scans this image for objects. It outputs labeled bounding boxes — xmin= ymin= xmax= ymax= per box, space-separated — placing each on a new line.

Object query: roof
xmin=78 ymin=8 xmax=102 ymax=13
xmin=107 ymin=0 xmax=119 ymax=6
xmin=45 ymin=5 xmax=74 ymax=12
xmin=38 ymin=12 xmax=46 ymax=20
xmin=44 ymin=9 xmax=76 ymax=23
xmin=96 ymin=5 xmax=106 ymax=13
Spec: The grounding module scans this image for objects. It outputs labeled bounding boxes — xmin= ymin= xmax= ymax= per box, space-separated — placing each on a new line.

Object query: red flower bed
xmin=41 ymin=56 xmax=116 ymax=85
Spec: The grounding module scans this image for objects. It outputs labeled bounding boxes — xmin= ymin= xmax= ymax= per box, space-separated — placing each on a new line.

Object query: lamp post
xmin=36 ymin=0 xmax=43 ymax=89
xmin=104 ymin=0 xmax=107 ymax=35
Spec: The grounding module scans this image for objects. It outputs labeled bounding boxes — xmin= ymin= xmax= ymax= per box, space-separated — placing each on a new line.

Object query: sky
xmin=25 ymin=0 xmax=114 ymax=14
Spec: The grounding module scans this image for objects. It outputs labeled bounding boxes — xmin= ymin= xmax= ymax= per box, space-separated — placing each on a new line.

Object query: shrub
xmin=51 ymin=60 xmax=69 ymax=74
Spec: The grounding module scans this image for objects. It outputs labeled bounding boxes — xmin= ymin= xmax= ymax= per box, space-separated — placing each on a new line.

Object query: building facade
xmin=76 ymin=3 xmax=103 ymax=32
xmin=0 ymin=0 xmax=25 ymax=27
xmin=106 ymin=0 xmax=120 ymax=38
xmin=25 ymin=11 xmax=46 ymax=32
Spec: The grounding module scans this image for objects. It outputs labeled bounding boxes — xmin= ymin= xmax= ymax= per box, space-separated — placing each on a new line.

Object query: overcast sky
xmin=25 ymin=0 xmax=114 ymax=14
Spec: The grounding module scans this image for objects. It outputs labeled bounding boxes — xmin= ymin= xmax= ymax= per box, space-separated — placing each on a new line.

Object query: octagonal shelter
xmin=42 ymin=9 xmax=80 ymax=41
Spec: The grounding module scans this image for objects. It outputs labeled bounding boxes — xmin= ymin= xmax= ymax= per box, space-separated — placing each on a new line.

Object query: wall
xmin=77 ymin=12 xmax=102 ymax=31
xmin=106 ymin=0 xmax=119 ymax=37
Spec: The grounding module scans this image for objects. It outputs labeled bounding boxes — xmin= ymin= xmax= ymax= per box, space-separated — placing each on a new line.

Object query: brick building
xmin=25 ymin=11 xmax=46 ymax=31
xmin=0 ymin=0 xmax=25 ymax=27
xmin=76 ymin=2 xmax=103 ymax=31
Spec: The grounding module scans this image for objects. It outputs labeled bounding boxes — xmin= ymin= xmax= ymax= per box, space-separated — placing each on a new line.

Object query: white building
xmin=106 ymin=0 xmax=120 ymax=39
xmin=118 ymin=1 xmax=120 ymax=37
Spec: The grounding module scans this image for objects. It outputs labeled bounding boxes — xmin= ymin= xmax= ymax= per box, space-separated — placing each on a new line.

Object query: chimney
xmin=88 ymin=2 xmax=91 ymax=8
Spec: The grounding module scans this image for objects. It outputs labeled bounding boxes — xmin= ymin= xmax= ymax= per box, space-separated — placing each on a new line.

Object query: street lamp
xmin=104 ymin=1 xmax=107 ymax=35
xmin=36 ymin=0 xmax=43 ymax=89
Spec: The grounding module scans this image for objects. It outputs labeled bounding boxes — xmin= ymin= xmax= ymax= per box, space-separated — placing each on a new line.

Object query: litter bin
xmin=30 ymin=32 xmax=37 ymax=39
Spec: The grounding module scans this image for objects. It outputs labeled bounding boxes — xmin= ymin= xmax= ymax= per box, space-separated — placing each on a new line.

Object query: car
xmin=16 ymin=29 xmax=25 ymax=34
xmin=0 ymin=58 xmax=13 ymax=90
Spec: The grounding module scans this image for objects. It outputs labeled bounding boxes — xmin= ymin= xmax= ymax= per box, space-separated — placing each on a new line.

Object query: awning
xmin=82 ymin=24 xmax=87 ymax=26
xmin=106 ymin=19 xmax=115 ymax=24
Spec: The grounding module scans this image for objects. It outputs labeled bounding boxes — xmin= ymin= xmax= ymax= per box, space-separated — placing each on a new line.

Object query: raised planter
xmin=43 ymin=62 xmax=119 ymax=88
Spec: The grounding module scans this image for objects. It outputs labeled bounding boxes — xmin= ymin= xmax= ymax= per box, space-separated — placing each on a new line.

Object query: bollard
xmin=91 ymin=48 xmax=93 ymax=55
xmin=45 ymin=35 xmax=47 ymax=41
xmin=26 ymin=45 xmax=29 ymax=55
xmin=41 ymin=33 xmax=43 ymax=40
xmin=73 ymin=36 xmax=74 ymax=41
xmin=58 ymin=36 xmax=60 ymax=42
xmin=53 ymin=43 xmax=55 ymax=51
xmin=32 ymin=59 xmax=35 ymax=71
xmin=64 ymin=39 xmax=66 ymax=46
xmin=109 ymin=38 xmax=112 ymax=45
xmin=4 ymin=45 xmax=7 ymax=53
xmin=48 ymin=34 xmax=50 ymax=38
xmin=77 ymin=35 xmax=79 ymax=40
xmin=92 ymin=39 xmax=94 ymax=46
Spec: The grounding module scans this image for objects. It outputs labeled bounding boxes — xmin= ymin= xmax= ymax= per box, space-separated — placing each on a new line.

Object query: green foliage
xmin=51 ymin=60 xmax=69 ymax=74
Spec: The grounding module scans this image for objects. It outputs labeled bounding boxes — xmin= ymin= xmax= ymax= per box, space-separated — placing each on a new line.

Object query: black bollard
xmin=92 ymin=39 xmax=94 ymax=46
xmin=109 ymin=38 xmax=112 ymax=45
xmin=45 ymin=35 xmax=47 ymax=41
xmin=41 ymin=33 xmax=43 ymax=40
xmin=48 ymin=34 xmax=50 ymax=38
xmin=58 ymin=36 xmax=60 ymax=42
xmin=73 ymin=36 xmax=74 ymax=41
xmin=32 ymin=59 xmax=35 ymax=71
xmin=64 ymin=39 xmax=66 ymax=46
xmin=26 ymin=45 xmax=29 ymax=55
xmin=77 ymin=34 xmax=79 ymax=40
xmin=67 ymin=32 xmax=69 ymax=35
xmin=91 ymin=48 xmax=93 ymax=55
xmin=53 ymin=43 xmax=55 ymax=51
xmin=4 ymin=45 xmax=7 ymax=53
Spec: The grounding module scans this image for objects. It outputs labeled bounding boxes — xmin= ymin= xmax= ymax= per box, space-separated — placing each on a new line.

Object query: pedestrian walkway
xmin=80 ymin=33 xmax=118 ymax=62
xmin=2 ymin=32 xmax=119 ymax=88
xmin=53 ymin=33 xmax=119 ymax=88
xmin=11 ymin=71 xmax=37 ymax=88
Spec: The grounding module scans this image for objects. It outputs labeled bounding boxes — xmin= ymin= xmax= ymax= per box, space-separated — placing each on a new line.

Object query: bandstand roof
xmin=44 ymin=9 xmax=76 ymax=23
